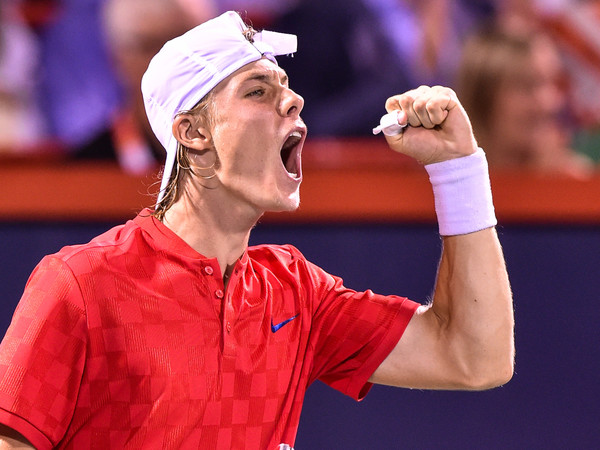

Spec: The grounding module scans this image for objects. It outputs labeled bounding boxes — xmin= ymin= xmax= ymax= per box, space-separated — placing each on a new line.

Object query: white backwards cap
xmin=141 ymin=11 xmax=297 ymax=203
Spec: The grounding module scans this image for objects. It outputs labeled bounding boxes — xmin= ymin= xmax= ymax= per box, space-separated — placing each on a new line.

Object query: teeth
xmin=290 ymin=131 xmax=302 ymax=138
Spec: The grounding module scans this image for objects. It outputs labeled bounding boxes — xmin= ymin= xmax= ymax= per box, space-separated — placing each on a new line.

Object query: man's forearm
xmin=432 ymin=227 xmax=514 ymax=389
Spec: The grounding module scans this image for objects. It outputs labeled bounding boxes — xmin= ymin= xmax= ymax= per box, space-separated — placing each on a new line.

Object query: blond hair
xmin=153 ymin=92 xmax=215 ymax=221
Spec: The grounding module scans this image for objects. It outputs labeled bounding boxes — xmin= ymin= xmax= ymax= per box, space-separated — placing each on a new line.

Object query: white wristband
xmin=425 ymin=148 xmax=497 ymax=236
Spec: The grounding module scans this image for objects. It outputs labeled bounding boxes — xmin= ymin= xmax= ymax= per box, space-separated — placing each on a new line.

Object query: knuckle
xmin=399 ymin=95 xmax=414 ymax=108
xmin=425 ymin=100 xmax=438 ymax=112
xmin=413 ymin=97 xmax=428 ymax=110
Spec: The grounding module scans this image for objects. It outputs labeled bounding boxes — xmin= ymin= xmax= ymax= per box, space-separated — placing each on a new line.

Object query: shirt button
xmin=215 ymin=289 xmax=224 ymax=299
xmin=204 ymin=266 xmax=214 ymax=275
xmin=226 ymin=321 xmax=232 ymax=332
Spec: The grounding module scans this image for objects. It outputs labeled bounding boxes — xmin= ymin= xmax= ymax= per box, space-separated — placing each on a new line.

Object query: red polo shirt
xmin=0 ymin=210 xmax=418 ymax=449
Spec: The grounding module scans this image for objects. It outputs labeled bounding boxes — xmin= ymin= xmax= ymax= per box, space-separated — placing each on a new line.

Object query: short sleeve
xmin=0 ymin=255 xmax=88 ymax=450
xmin=304 ymin=258 xmax=419 ymax=401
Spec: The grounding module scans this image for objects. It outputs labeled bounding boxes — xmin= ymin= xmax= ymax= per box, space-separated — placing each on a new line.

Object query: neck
xmin=162 ymin=193 xmax=260 ymax=281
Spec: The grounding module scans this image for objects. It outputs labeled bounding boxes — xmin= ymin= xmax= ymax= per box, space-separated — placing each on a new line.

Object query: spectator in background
xmin=0 ymin=0 xmax=47 ymax=152
xmin=456 ymin=26 xmax=594 ymax=177
xmin=270 ymin=0 xmax=413 ymax=136
xmin=8 ymin=0 xmax=214 ymax=174
xmin=490 ymin=0 xmax=600 ymax=163
xmin=533 ymin=0 xmax=600 ymax=163
xmin=365 ymin=0 xmax=497 ymax=89
xmin=268 ymin=0 xmax=496 ymax=137
xmin=102 ymin=0 xmax=216 ymax=173
xmin=32 ymin=0 xmax=123 ymax=161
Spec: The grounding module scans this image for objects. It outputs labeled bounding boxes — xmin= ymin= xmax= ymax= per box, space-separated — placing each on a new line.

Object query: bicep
xmin=369 ymin=304 xmax=467 ymax=390
xmin=0 ymin=425 xmax=35 ymax=449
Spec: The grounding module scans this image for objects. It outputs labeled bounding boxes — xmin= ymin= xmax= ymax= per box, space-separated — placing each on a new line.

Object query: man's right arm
xmin=369 ymin=87 xmax=514 ymax=389
xmin=0 ymin=425 xmax=35 ymax=449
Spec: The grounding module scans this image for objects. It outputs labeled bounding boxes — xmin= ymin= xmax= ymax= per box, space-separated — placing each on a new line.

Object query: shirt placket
xmin=222 ymin=265 xmax=242 ymax=359
xmin=203 ymin=261 xmax=241 ymax=358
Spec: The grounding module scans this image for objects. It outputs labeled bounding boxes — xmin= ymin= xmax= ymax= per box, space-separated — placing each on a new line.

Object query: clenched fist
xmin=383 ymin=86 xmax=479 ymax=165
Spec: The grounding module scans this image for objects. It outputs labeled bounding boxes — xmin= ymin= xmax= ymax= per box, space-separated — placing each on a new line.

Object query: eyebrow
xmin=240 ymin=71 xmax=289 ymax=87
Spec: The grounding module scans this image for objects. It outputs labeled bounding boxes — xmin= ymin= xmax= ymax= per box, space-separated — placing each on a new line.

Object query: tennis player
xmin=0 ymin=11 xmax=513 ymax=449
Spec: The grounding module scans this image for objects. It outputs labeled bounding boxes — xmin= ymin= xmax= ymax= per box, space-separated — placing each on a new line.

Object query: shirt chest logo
xmin=270 ymin=314 xmax=299 ymax=333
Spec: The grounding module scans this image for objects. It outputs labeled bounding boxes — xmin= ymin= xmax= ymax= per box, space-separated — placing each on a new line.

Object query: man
xmin=0 ymin=11 xmax=514 ymax=450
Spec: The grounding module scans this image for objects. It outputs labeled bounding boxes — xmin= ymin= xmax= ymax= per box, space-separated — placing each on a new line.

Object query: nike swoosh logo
xmin=271 ymin=314 xmax=299 ymax=333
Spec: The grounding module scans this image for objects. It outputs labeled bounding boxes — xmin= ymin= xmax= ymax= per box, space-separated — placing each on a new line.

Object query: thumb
xmin=374 ymin=110 xmax=408 ymax=137
xmin=396 ymin=109 xmax=408 ymax=127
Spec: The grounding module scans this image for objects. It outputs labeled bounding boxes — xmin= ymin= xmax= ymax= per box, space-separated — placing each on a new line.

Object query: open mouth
xmin=280 ymin=130 xmax=303 ymax=177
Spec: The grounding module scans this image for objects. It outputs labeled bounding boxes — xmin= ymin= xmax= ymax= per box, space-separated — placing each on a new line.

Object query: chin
xmin=270 ymin=193 xmax=300 ymax=213
xmin=270 ymin=202 xmax=300 ymax=214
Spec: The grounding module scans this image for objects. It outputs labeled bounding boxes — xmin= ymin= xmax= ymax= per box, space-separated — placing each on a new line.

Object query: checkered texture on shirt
xmin=0 ymin=215 xmax=418 ymax=449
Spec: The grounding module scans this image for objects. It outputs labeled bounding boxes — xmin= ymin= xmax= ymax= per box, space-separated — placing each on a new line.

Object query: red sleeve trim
xmin=347 ymin=298 xmax=420 ymax=401
xmin=0 ymin=408 xmax=53 ymax=450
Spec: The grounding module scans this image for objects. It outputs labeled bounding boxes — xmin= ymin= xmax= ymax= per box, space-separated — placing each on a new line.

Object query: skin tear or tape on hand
xmin=372 ymin=110 xmax=407 ymax=136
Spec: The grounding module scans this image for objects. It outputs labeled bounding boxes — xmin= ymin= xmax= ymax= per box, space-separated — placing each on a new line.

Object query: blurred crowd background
xmin=2 ymin=0 xmax=600 ymax=178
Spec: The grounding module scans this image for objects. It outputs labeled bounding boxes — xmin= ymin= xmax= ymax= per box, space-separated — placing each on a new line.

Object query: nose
xmin=535 ymin=81 xmax=564 ymax=115
xmin=280 ymin=88 xmax=304 ymax=117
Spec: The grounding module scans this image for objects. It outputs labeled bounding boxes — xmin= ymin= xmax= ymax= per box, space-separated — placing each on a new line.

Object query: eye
xmin=246 ymin=88 xmax=265 ymax=98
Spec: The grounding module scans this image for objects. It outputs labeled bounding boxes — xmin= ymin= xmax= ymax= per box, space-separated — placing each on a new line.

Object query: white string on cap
xmin=372 ymin=110 xmax=407 ymax=136
xmin=253 ymin=30 xmax=297 ymax=56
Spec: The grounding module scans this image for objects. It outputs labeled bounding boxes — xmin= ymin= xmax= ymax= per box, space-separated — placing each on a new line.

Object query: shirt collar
xmin=134 ymin=208 xmax=249 ymax=269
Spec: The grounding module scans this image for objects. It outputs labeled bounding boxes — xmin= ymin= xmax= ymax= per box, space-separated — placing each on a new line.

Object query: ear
xmin=172 ymin=114 xmax=213 ymax=150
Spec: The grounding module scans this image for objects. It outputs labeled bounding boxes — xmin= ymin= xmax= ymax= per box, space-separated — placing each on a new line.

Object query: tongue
xmin=281 ymin=146 xmax=294 ymax=173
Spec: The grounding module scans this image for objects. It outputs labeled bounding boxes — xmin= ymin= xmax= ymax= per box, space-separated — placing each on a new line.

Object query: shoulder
xmin=248 ymin=243 xmax=307 ymax=264
xmin=248 ymin=243 xmax=323 ymax=276
xmin=247 ymin=243 xmax=335 ymax=289
xmin=248 ymin=243 xmax=312 ymax=278
xmin=51 ymin=219 xmax=143 ymax=272
xmin=24 ymin=218 xmax=148 ymax=311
